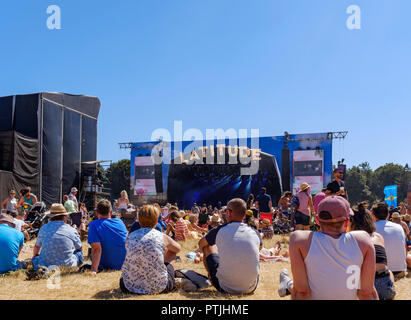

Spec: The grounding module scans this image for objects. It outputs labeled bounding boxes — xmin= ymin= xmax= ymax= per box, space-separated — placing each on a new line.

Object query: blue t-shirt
xmin=88 ymin=218 xmax=128 ymax=270
xmin=0 ymin=224 xmax=24 ymax=274
xmin=256 ymin=193 xmax=272 ymax=213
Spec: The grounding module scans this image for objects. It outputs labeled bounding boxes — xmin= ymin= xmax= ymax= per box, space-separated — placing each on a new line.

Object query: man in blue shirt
xmin=0 ymin=214 xmax=25 ymax=274
xmin=255 ymin=187 xmax=273 ymax=221
xmin=32 ymin=204 xmax=83 ymax=270
xmin=88 ymin=199 xmax=128 ymax=275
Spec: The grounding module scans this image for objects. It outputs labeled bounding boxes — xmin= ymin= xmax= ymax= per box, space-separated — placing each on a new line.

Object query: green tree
xmin=106 ymin=159 xmax=131 ymax=201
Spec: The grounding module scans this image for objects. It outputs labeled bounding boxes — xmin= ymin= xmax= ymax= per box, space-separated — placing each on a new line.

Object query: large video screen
xmin=292 ymin=150 xmax=324 ymax=194
xmin=134 ymin=156 xmax=157 ymax=196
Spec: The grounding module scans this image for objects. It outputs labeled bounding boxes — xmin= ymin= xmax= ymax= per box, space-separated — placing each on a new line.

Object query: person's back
xmin=375 ymin=219 xmax=406 ymax=273
xmin=122 ymin=228 xmax=168 ymax=294
xmin=64 ymin=199 xmax=77 ymax=213
xmin=304 ymin=231 xmax=363 ymax=300
xmin=206 ymin=222 xmax=260 ymax=294
xmin=37 ymin=220 xmax=81 ymax=267
xmin=0 ymin=224 xmax=24 ymax=273
xmin=88 ymin=218 xmax=128 ymax=270
xmin=256 ymin=193 xmax=271 ymax=213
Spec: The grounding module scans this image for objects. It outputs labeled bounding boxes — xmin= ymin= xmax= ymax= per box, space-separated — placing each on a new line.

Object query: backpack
xmin=290 ymin=196 xmax=300 ymax=210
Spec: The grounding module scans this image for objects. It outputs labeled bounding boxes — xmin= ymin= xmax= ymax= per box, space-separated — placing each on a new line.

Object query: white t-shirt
xmin=375 ymin=220 xmax=406 ymax=272
xmin=13 ymin=219 xmax=26 ymax=232
xmin=205 ymin=222 xmax=262 ymax=294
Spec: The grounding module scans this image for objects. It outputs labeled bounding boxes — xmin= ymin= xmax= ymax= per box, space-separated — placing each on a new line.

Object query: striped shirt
xmin=174 ymin=218 xmax=189 ymax=241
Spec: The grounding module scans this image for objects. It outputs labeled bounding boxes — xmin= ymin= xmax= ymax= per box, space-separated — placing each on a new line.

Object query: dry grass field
xmin=1 ymin=234 xmax=411 ymax=300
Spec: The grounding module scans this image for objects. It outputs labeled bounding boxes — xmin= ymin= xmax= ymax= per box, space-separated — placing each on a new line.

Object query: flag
xmin=384 ymin=185 xmax=398 ymax=208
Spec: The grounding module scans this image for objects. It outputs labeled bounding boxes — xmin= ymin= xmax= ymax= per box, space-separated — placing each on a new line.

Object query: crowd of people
xmin=1 ymin=169 xmax=411 ymax=300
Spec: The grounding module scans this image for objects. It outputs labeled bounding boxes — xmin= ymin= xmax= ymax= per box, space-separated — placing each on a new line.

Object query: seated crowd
xmin=1 ymin=185 xmax=411 ymax=300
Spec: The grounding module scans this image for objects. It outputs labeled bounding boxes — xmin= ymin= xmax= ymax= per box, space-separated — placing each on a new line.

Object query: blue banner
xmin=384 ymin=185 xmax=398 ymax=208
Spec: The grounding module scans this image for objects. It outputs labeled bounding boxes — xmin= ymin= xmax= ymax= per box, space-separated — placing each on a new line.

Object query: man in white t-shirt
xmin=198 ymin=198 xmax=262 ymax=295
xmin=372 ymin=202 xmax=407 ymax=279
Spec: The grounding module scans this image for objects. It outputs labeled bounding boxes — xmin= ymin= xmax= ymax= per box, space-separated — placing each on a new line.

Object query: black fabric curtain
xmin=62 ymin=109 xmax=81 ymax=197
xmin=41 ymin=100 xmax=63 ymax=205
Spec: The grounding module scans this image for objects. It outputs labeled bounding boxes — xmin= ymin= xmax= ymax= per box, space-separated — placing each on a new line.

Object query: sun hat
xmin=300 ymin=182 xmax=310 ymax=192
xmin=403 ymin=214 xmax=411 ymax=222
xmin=0 ymin=213 xmax=16 ymax=228
xmin=71 ymin=187 xmax=78 ymax=193
xmin=45 ymin=203 xmax=69 ymax=219
xmin=391 ymin=212 xmax=401 ymax=219
xmin=317 ymin=196 xmax=354 ymax=223
xmin=210 ymin=213 xmax=221 ymax=223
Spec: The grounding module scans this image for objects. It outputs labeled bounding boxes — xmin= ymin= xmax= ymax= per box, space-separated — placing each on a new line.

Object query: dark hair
xmin=283 ymin=191 xmax=292 ymax=198
xmin=351 ymin=202 xmax=376 ymax=234
xmin=97 ymin=199 xmax=112 ymax=216
xmin=261 ymin=187 xmax=267 ymax=193
xmin=247 ymin=217 xmax=258 ymax=230
xmin=372 ymin=202 xmax=389 ymax=221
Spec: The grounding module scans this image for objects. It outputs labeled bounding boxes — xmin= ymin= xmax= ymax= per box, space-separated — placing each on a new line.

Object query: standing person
xmin=255 ymin=187 xmax=272 ymax=222
xmin=68 ymin=187 xmax=79 ymax=211
xmin=278 ymin=196 xmax=377 ymax=300
xmin=120 ymin=205 xmax=181 ymax=295
xmin=349 ymin=202 xmax=396 ymax=300
xmin=2 ymin=189 xmax=18 ymax=214
xmin=198 ymin=198 xmax=262 ymax=295
xmin=191 ymin=202 xmax=200 ymax=215
xmin=31 ymin=204 xmax=83 ymax=270
xmin=117 ymin=190 xmax=130 ymax=212
xmin=372 ymin=202 xmax=407 ymax=280
xmin=198 ymin=205 xmax=209 ymax=227
xmin=88 ymin=199 xmax=128 ymax=274
xmin=16 ymin=187 xmax=37 ymax=212
xmin=63 ymin=195 xmax=77 ymax=213
xmin=326 ymin=168 xmax=348 ymax=200
xmin=246 ymin=194 xmax=255 ymax=210
xmin=293 ymin=183 xmax=315 ymax=231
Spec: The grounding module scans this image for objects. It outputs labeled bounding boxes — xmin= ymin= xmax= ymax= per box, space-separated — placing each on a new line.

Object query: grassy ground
xmin=1 ymin=234 xmax=411 ymax=300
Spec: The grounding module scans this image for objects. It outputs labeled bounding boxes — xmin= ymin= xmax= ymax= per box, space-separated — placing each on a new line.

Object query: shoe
xmin=278 ymin=268 xmax=293 ymax=297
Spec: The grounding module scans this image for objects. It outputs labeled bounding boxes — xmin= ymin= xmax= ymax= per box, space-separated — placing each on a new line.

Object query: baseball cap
xmin=317 ymin=196 xmax=354 ymax=223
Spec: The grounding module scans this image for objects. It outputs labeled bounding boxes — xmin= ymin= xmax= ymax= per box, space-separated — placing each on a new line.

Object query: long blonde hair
xmin=120 ymin=190 xmax=128 ymax=200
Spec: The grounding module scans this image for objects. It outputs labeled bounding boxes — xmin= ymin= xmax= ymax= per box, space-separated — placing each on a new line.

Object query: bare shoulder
xmin=372 ymin=232 xmax=385 ymax=246
xmin=350 ymin=231 xmax=373 ymax=252
xmin=290 ymin=230 xmax=312 ymax=245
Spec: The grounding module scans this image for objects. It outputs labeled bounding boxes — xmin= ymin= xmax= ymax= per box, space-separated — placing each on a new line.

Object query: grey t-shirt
xmin=205 ymin=222 xmax=262 ymax=294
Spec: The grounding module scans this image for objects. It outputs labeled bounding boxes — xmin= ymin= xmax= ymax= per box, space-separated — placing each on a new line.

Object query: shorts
xmin=374 ymin=271 xmax=396 ymax=300
xmin=205 ymin=254 xmax=259 ymax=294
xmin=294 ymin=211 xmax=310 ymax=226
xmin=119 ymin=262 xmax=175 ymax=294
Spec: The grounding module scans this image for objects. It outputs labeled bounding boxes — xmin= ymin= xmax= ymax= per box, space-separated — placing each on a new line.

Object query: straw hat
xmin=404 ymin=214 xmax=411 ymax=222
xmin=45 ymin=203 xmax=69 ymax=219
xmin=0 ymin=213 xmax=16 ymax=228
xmin=300 ymin=182 xmax=310 ymax=192
xmin=210 ymin=213 xmax=222 ymax=223
xmin=391 ymin=212 xmax=401 ymax=219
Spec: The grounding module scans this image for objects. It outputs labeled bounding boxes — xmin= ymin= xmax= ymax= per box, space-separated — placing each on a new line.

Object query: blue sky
xmin=0 ymin=0 xmax=410 ymax=169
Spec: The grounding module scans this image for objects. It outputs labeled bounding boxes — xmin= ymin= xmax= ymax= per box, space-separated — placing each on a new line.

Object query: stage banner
xmin=134 ymin=156 xmax=157 ymax=196
xmin=292 ymin=149 xmax=324 ymax=195
xmin=384 ymin=185 xmax=398 ymax=208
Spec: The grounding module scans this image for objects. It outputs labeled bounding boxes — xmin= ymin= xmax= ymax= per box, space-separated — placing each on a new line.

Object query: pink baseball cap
xmin=317 ymin=196 xmax=354 ymax=223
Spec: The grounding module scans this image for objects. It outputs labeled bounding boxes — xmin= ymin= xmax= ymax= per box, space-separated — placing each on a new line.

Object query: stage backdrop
xmin=129 ymin=133 xmax=333 ymax=209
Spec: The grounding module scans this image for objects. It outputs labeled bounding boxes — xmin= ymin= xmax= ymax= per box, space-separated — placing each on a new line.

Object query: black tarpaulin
xmin=81 ymin=116 xmax=97 ymax=163
xmin=14 ymin=94 xmax=39 ymax=139
xmin=62 ymin=109 xmax=81 ymax=197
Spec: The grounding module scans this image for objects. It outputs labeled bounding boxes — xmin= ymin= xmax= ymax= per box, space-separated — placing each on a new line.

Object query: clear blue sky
xmin=1 ymin=0 xmax=410 ymax=169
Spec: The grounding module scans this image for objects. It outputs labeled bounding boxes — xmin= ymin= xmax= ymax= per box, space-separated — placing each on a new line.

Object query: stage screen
xmin=292 ymin=150 xmax=324 ymax=194
xmin=134 ymin=156 xmax=157 ymax=196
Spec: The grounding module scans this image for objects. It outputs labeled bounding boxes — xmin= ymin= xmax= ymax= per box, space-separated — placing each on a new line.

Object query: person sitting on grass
xmin=0 ymin=213 xmax=26 ymax=274
xmin=32 ymin=204 xmax=83 ymax=270
xmin=260 ymin=218 xmax=274 ymax=239
xmin=259 ymin=241 xmax=290 ymax=262
xmin=171 ymin=210 xmax=189 ymax=241
xmin=278 ymin=196 xmax=378 ymax=300
xmin=187 ymin=214 xmax=208 ymax=239
xmin=120 ymin=205 xmax=181 ymax=295
xmin=350 ymin=202 xmax=396 ymax=300
xmin=10 ymin=210 xmax=30 ymax=241
xmin=198 ymin=198 xmax=262 ymax=295
xmin=87 ymin=199 xmax=128 ymax=275
xmin=208 ymin=213 xmax=222 ymax=231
